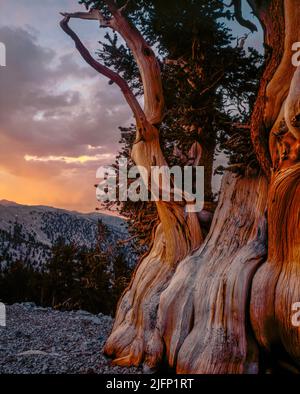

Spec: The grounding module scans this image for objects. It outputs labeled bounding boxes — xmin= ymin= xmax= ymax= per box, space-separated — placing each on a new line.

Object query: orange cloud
xmin=24 ymin=153 xmax=114 ymax=164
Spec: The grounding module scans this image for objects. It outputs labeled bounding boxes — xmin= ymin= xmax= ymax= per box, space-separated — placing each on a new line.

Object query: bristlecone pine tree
xmin=97 ymin=0 xmax=263 ymax=249
xmin=60 ymin=0 xmax=300 ymax=373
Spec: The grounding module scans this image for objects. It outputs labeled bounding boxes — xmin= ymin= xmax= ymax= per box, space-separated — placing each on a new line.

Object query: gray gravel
xmin=0 ymin=303 xmax=141 ymax=374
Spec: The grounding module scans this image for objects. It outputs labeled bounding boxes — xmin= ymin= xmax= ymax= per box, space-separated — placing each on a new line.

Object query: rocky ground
xmin=0 ymin=303 xmax=141 ymax=374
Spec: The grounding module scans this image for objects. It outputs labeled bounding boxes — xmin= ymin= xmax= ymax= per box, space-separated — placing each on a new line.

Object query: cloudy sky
xmin=0 ymin=0 xmax=262 ymax=212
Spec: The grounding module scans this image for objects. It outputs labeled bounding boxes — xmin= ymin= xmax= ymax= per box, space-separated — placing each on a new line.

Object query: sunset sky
xmin=0 ymin=0 xmax=262 ymax=212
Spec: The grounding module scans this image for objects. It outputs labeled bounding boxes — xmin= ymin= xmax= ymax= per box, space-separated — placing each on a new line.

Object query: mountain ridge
xmin=0 ymin=201 xmax=133 ymax=270
xmin=0 ymin=199 xmax=125 ymax=220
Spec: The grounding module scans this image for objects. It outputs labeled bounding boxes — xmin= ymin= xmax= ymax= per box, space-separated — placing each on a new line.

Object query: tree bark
xmin=61 ymin=0 xmax=300 ymax=373
xmin=249 ymin=0 xmax=300 ymax=371
xmin=156 ymin=172 xmax=268 ymax=373
xmin=200 ymin=138 xmax=216 ymax=203
xmin=60 ymin=2 xmax=203 ymax=368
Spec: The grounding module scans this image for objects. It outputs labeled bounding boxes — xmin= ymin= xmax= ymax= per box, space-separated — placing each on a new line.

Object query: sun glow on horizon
xmin=24 ymin=153 xmax=113 ymax=164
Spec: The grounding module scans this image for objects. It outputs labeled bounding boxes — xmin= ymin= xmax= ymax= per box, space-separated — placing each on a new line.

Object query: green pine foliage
xmin=81 ymin=0 xmax=263 ymax=247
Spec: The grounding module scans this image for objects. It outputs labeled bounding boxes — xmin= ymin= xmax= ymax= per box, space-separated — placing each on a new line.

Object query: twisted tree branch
xmin=232 ymin=0 xmax=257 ymax=33
xmin=59 ymin=15 xmax=145 ymax=123
xmin=60 ymin=9 xmax=111 ymax=27
xmin=102 ymin=0 xmax=165 ymax=124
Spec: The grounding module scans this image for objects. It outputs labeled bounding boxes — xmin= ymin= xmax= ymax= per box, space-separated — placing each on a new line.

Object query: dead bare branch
xmin=102 ymin=0 xmax=165 ymax=124
xmin=232 ymin=0 xmax=257 ymax=32
xmin=59 ymin=15 xmax=145 ymax=122
xmin=60 ymin=9 xmax=112 ymax=27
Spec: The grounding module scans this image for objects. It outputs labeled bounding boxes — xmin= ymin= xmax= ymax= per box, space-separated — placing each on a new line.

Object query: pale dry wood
xmin=104 ymin=0 xmax=164 ymax=126
xmin=157 ymin=172 xmax=268 ymax=373
xmin=262 ymin=0 xmax=300 ymax=130
xmin=248 ymin=0 xmax=300 ymax=372
xmin=59 ymin=15 xmax=145 ymax=122
xmin=61 ymin=0 xmax=300 ymax=373
xmin=250 ymin=163 xmax=300 ymax=368
xmin=105 ymin=0 xmax=300 ymax=373
xmin=60 ymin=2 xmax=203 ymax=369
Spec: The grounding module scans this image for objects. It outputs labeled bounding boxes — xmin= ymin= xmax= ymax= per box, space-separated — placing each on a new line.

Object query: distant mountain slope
xmin=0 ymin=201 xmax=132 ymax=269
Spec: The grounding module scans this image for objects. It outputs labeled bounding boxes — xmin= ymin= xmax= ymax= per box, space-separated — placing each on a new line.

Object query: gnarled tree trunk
xmin=61 ymin=0 xmax=300 ymax=373
xmin=157 ymin=172 xmax=268 ymax=373
xmin=249 ymin=0 xmax=300 ymax=372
